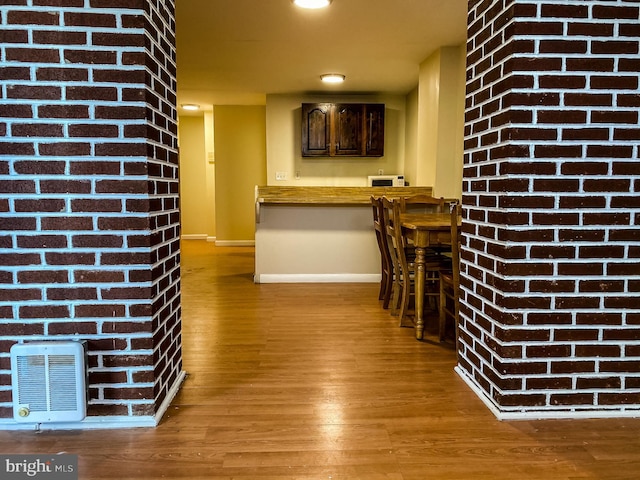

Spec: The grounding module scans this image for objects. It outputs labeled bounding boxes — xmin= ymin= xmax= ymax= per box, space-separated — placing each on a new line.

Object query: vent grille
xmin=16 ymin=355 xmax=47 ymax=412
xmin=11 ymin=342 xmax=87 ymax=423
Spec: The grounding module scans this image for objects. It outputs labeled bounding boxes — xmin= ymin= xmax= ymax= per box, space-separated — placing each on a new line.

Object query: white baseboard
xmin=181 ymin=236 xmax=252 ymax=247
xmin=454 ymin=366 xmax=640 ymax=421
xmin=180 ymin=236 xmax=218 ymax=243
xmin=0 ymin=415 xmax=157 ymax=432
xmin=0 ymin=371 xmax=187 ymax=431
xmin=154 ymin=370 xmax=187 ymax=425
xmin=214 ymin=240 xmax=255 ymax=247
xmin=255 ymin=273 xmax=380 ymax=283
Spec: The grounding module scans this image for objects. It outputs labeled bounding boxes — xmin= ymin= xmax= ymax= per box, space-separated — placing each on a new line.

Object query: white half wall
xmin=255 ymin=205 xmax=381 ymax=283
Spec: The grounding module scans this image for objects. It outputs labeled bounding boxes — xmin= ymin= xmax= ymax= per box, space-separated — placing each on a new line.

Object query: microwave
xmin=368 ymin=175 xmax=405 ymax=187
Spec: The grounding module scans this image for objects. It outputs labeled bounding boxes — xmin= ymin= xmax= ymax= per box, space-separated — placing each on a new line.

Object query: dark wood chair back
xmin=439 ymin=201 xmax=462 ymax=345
xmin=381 ymin=196 xmax=406 ymax=317
xmin=371 ymin=196 xmax=393 ymax=308
xmin=399 ymin=195 xmax=445 ymax=214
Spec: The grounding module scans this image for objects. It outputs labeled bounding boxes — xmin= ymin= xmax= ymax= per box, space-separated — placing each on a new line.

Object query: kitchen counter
xmin=255 ymin=185 xmax=433 ymax=206
xmin=254 ymin=185 xmax=434 ymax=283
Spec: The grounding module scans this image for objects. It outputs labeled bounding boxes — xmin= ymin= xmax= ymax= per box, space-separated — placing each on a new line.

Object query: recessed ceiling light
xmin=292 ymin=0 xmax=332 ymax=9
xmin=181 ymin=104 xmax=200 ymax=111
xmin=320 ymin=74 xmax=345 ymax=84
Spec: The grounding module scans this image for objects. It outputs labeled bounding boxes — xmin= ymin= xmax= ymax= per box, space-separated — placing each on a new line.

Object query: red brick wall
xmin=144 ymin=0 xmax=182 ymax=417
xmin=0 ymin=0 xmax=181 ymax=423
xmin=460 ymin=0 xmax=640 ymax=417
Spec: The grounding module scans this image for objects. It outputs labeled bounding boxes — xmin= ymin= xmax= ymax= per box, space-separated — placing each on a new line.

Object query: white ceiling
xmin=175 ymin=0 xmax=468 ymax=110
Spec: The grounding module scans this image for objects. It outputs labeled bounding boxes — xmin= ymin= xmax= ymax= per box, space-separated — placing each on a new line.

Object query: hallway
xmin=1 ymin=241 xmax=640 ymax=479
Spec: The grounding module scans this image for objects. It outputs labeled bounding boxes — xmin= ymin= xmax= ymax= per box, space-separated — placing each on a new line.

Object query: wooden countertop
xmin=255 ymin=186 xmax=433 ymax=206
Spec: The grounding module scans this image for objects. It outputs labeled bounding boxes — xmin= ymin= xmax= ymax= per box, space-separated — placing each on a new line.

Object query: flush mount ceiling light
xmin=320 ymin=73 xmax=345 ymax=84
xmin=292 ymin=0 xmax=332 ymax=9
xmin=181 ymin=104 xmax=200 ymax=111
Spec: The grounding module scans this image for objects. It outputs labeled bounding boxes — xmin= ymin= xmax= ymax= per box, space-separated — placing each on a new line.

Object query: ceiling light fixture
xmin=292 ymin=0 xmax=332 ymax=9
xmin=320 ymin=73 xmax=345 ymax=84
xmin=181 ymin=104 xmax=200 ymax=111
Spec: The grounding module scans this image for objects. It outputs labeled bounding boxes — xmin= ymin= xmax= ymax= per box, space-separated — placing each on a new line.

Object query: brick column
xmin=460 ymin=0 xmax=640 ymax=418
xmin=0 ymin=0 xmax=182 ymax=426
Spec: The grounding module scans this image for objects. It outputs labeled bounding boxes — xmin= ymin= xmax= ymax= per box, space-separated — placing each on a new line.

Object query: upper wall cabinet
xmin=301 ymin=103 xmax=385 ymax=157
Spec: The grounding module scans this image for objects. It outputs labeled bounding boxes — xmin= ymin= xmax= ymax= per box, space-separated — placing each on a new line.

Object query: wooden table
xmin=400 ymin=213 xmax=454 ymax=340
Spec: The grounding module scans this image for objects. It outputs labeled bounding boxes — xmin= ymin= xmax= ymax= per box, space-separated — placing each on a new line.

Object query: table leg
xmin=414 ymin=246 xmax=425 ymax=340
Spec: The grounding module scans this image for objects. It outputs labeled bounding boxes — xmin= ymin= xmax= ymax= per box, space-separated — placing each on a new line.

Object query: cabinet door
xmin=302 ymin=103 xmax=331 ymax=156
xmin=301 ymin=102 xmax=385 ymax=157
xmin=332 ymin=104 xmax=363 ymax=156
xmin=364 ymin=104 xmax=385 ymax=157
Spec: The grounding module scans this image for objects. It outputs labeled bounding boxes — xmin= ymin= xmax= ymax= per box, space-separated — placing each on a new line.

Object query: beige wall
xmin=404 ymin=87 xmax=419 ymax=186
xmin=434 ymin=44 xmax=466 ymax=199
xmin=214 ymin=105 xmax=267 ymax=244
xmin=416 ymin=50 xmax=440 ymax=189
xmin=203 ymin=111 xmax=216 ymax=238
xmin=178 ymin=115 xmax=209 ymax=237
xmin=414 ymin=45 xmax=466 ymax=198
xmin=265 ymin=93 xmax=406 ymax=186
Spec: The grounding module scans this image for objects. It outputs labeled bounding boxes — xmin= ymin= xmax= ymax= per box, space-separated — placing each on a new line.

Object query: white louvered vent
xmin=11 ymin=341 xmax=87 ymax=423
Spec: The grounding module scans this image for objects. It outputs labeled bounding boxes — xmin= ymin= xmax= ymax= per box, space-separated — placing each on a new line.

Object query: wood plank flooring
xmin=2 ymin=240 xmax=640 ymax=479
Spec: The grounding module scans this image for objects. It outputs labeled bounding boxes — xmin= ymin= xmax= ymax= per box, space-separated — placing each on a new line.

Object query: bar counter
xmin=255 ymin=186 xmax=433 ymax=207
xmin=254 ymin=185 xmax=433 ymax=283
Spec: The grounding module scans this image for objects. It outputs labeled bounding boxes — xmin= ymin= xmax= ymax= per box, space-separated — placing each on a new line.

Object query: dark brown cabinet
xmin=301 ymin=103 xmax=385 ymax=157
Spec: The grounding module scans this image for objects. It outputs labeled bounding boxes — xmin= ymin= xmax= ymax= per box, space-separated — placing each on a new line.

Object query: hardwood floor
xmin=2 ymin=240 xmax=640 ymax=479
